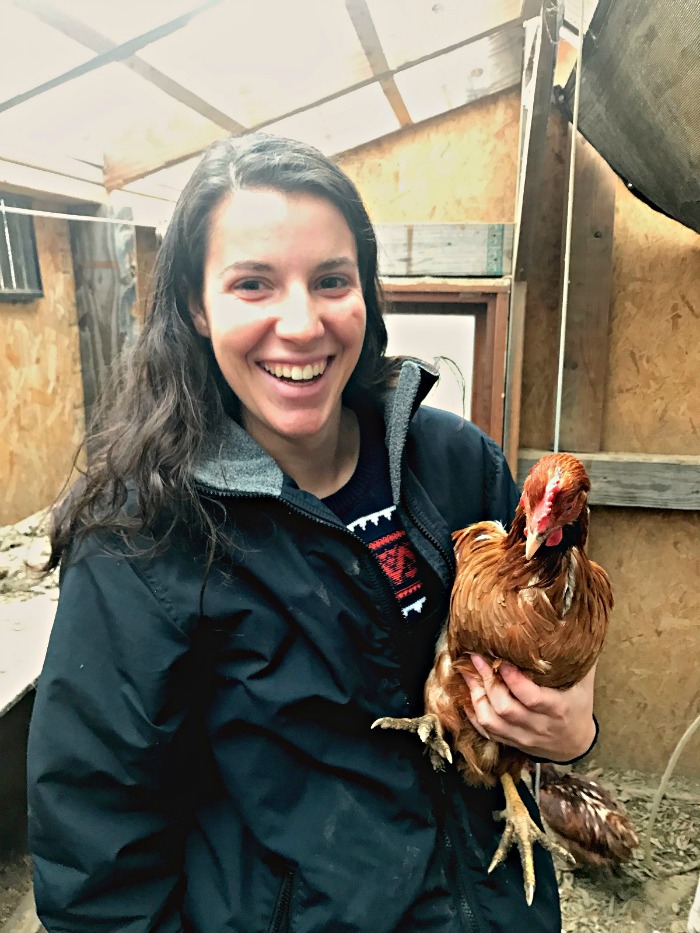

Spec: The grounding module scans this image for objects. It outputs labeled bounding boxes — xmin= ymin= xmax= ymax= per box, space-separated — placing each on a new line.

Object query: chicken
xmin=373 ymin=452 xmax=614 ymax=904
xmin=528 ymin=763 xmax=640 ymax=869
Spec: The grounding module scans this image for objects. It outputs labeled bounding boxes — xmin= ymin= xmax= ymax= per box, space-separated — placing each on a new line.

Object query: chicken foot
xmin=490 ymin=772 xmax=573 ymax=906
xmin=371 ymin=713 xmax=453 ymax=771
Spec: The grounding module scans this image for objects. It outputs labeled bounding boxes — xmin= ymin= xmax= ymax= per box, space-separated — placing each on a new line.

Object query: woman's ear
xmin=189 ymin=298 xmax=211 ymax=338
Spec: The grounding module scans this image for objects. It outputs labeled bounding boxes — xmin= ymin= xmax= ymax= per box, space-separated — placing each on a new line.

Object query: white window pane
xmin=385 ymin=313 xmax=474 ymax=419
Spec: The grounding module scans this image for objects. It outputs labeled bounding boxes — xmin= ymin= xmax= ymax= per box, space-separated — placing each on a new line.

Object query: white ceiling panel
xmin=395 ymin=24 xmax=523 ymax=123
xmin=137 ymin=0 xmax=374 ymax=127
xmin=265 ymin=84 xmax=400 ymax=157
xmin=367 ymin=0 xmax=522 ymax=70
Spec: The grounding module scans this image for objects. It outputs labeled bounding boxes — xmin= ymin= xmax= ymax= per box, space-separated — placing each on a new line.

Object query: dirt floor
xmin=1 ymin=517 xmax=699 ymax=931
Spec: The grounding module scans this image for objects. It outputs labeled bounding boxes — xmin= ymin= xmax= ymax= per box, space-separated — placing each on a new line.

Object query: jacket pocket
xmin=267 ymin=867 xmax=296 ymax=933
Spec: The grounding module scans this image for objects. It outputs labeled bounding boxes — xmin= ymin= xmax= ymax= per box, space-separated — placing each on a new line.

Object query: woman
xmin=28 ymin=134 xmax=595 ymax=932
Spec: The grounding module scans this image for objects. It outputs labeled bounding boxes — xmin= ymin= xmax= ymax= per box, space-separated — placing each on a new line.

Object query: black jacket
xmin=28 ymin=361 xmax=561 ymax=932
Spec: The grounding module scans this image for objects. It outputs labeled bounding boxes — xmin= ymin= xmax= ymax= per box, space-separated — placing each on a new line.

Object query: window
xmin=0 ymin=194 xmax=43 ymax=302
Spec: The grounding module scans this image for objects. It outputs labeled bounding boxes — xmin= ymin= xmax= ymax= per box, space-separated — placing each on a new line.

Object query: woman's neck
xmin=246 ymin=407 xmax=361 ymax=499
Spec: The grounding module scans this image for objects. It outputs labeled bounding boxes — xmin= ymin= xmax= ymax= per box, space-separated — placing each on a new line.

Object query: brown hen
xmin=373 ymin=452 xmax=614 ymax=904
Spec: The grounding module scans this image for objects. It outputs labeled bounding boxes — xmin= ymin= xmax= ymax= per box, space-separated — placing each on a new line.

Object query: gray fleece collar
xmin=192 ymin=358 xmax=438 ymax=500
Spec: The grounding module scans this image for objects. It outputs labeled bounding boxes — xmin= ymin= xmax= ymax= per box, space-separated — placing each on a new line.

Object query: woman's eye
xmin=317 ymin=275 xmax=348 ymax=290
xmin=236 ymin=279 xmax=266 ymax=292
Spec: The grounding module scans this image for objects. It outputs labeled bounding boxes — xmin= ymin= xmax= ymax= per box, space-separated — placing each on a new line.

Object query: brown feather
xmin=532 ymin=764 xmax=640 ymax=867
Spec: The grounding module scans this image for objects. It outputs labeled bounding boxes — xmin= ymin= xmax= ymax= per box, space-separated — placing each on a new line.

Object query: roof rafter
xmin=105 ymin=10 xmax=525 ymax=191
xmin=13 ymin=0 xmax=245 ymax=134
xmin=344 ymin=0 xmax=412 ymax=128
xmin=2 ymin=0 xmax=223 ymax=115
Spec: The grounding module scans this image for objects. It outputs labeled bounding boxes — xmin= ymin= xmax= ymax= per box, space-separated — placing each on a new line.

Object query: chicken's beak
xmin=525 ymin=530 xmax=545 ymax=560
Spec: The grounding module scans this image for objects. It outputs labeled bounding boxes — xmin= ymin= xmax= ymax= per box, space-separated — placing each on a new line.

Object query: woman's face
xmin=192 ymin=187 xmax=367 ymax=453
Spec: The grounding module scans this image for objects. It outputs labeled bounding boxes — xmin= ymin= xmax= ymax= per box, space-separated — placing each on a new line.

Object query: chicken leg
xmin=491 ymin=772 xmax=573 ymax=905
xmin=371 ymin=713 xmax=453 ymax=771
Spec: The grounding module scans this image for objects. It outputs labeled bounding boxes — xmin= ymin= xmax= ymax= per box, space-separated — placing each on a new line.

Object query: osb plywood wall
xmin=0 ymin=212 xmax=84 ymax=525
xmin=337 ymin=91 xmax=520 ymax=224
xmin=341 ymin=92 xmax=700 ymax=775
xmin=589 ymin=508 xmax=700 ymax=775
xmin=592 ymin=184 xmax=700 ymax=775
xmin=603 ymin=183 xmax=700 ymax=454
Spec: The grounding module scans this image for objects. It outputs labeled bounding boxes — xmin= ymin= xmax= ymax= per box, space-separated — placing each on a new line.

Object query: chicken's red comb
xmin=532 ymin=469 xmax=563 ymax=533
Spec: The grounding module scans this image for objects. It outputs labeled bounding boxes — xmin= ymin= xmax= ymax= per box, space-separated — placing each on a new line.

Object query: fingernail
xmin=499 ymin=662 xmax=515 ymax=675
xmin=470 ymin=653 xmax=485 ymax=670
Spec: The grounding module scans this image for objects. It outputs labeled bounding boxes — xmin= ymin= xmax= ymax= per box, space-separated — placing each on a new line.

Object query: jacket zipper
xmin=403 ymin=493 xmax=486 ymax=933
xmin=268 ymin=869 xmax=295 ymax=933
xmin=442 ymin=828 xmax=480 ymax=933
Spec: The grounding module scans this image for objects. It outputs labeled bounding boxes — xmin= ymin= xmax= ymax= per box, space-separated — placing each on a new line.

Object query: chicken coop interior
xmin=0 ymin=0 xmax=699 ymax=929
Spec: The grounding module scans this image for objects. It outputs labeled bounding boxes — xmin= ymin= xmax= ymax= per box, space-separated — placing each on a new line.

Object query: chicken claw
xmin=490 ymin=773 xmax=574 ymax=905
xmin=371 ymin=713 xmax=453 ymax=770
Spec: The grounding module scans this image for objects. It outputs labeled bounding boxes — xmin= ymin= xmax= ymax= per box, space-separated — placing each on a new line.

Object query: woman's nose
xmin=274 ymin=287 xmax=324 ymax=340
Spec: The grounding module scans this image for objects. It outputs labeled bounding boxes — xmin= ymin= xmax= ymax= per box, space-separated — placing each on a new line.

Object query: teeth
xmin=263 ymin=361 xmax=327 ymax=381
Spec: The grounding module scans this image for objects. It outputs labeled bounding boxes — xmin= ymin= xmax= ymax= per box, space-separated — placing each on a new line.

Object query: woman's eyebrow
xmin=315 ymin=257 xmax=358 ymax=273
xmin=220 ymin=260 xmax=275 ymax=275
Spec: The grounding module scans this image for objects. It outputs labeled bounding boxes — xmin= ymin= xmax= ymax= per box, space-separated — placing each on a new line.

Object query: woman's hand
xmin=462 ymin=654 xmax=597 ymax=762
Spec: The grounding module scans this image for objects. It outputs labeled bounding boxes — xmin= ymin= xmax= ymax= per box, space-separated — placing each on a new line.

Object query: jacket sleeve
xmin=28 ymin=539 xmax=195 ymax=933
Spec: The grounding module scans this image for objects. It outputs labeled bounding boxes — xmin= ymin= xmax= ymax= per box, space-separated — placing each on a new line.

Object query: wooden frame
xmin=382 ymin=278 xmax=510 ymax=445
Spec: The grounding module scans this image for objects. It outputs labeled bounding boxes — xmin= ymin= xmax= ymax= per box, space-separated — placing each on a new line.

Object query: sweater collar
xmin=192 ymin=358 xmax=439 ymax=500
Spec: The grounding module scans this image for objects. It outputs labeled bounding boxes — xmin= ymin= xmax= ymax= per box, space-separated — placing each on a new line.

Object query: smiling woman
xmin=27 ymin=134 xmax=567 ymax=933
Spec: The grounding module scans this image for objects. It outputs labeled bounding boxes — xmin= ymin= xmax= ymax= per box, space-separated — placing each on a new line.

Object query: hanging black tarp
xmin=559 ymin=0 xmax=700 ymax=233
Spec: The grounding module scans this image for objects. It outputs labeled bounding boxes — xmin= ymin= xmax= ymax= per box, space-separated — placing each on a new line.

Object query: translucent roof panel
xmin=0 ymin=63 xmax=226 ymax=169
xmin=122 ymin=156 xmax=204 ymax=199
xmin=265 ymin=83 xmax=400 ymax=157
xmin=395 ymin=24 xmax=523 ymax=123
xmin=137 ymin=0 xmax=374 ymax=127
xmin=0 ymin=4 xmax=93 ymax=103
xmin=367 ymin=0 xmax=522 ymax=70
xmin=40 ymin=0 xmax=203 ymax=45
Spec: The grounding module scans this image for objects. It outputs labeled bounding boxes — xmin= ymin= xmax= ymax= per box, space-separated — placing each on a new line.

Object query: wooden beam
xmin=512 ymin=0 xmax=562 ymax=281
xmin=382 ymin=277 xmax=511 ymax=296
xmin=557 ymin=128 xmax=616 ymax=452
xmin=344 ymin=0 xmax=412 ymax=128
xmin=3 ymin=0 xmax=222 ymax=114
xmin=104 ymin=11 xmax=525 ymax=190
xmin=16 ymin=0 xmax=245 ymax=134
xmin=471 ymin=295 xmax=509 ymax=445
xmin=503 ymin=278 xmax=527 ymax=473
xmin=517 ymin=449 xmax=700 ymax=510
xmin=376 ymin=224 xmax=514 ymax=277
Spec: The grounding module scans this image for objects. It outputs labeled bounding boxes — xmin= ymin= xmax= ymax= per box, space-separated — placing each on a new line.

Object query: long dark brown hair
xmin=48 ymin=134 xmax=401 ymax=569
